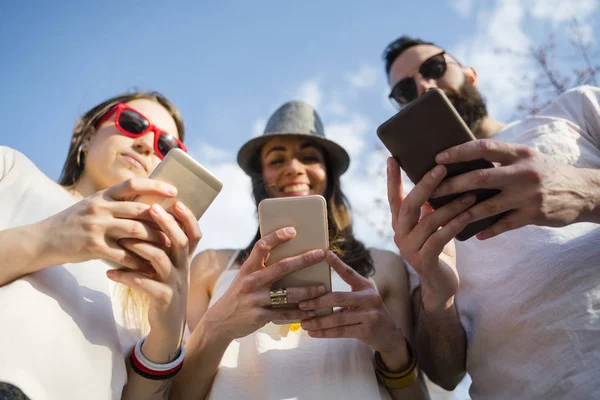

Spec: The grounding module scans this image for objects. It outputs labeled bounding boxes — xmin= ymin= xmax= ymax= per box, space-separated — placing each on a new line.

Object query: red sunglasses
xmin=96 ymin=102 xmax=187 ymax=159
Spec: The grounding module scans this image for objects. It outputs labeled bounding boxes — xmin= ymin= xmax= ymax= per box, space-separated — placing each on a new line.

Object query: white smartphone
xmin=258 ymin=195 xmax=332 ymax=323
xmin=104 ymin=148 xmax=223 ymax=268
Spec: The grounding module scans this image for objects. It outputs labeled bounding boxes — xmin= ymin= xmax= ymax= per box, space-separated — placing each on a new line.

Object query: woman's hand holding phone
xmin=298 ymin=250 xmax=410 ymax=370
xmin=386 ymin=158 xmax=473 ymax=313
xmin=202 ymin=227 xmax=327 ymax=342
xmin=106 ymin=200 xmax=201 ymax=360
xmin=46 ymin=178 xmax=180 ymax=274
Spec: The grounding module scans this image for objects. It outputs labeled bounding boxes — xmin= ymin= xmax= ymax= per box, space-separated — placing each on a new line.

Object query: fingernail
xmin=308 ymin=311 xmax=316 ymax=318
xmin=151 ymin=204 xmax=164 ymax=215
xmin=284 ymin=227 xmax=296 ymax=235
xmin=176 ymin=201 xmax=186 ymax=211
xmin=459 ymin=212 xmax=471 ymax=223
xmin=299 ymin=302 xmax=309 ymax=309
xmin=313 ymin=249 xmax=324 ymax=258
xmin=431 ymin=165 xmax=445 ymax=179
xmin=164 ymin=185 xmax=177 ymax=196
xmin=437 ymin=151 xmax=449 ymax=162
xmin=317 ymin=285 xmax=326 ymax=295
xmin=477 ymin=230 xmax=492 ymax=240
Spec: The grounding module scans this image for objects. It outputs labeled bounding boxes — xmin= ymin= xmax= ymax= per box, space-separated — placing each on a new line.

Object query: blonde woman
xmin=0 ymin=92 xmax=199 ymax=399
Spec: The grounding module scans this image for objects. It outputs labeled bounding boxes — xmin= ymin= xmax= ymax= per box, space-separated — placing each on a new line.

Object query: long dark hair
xmin=236 ymin=142 xmax=374 ymax=277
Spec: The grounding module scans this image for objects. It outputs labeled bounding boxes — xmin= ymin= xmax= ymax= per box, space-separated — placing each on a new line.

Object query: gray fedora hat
xmin=237 ymin=101 xmax=350 ymax=176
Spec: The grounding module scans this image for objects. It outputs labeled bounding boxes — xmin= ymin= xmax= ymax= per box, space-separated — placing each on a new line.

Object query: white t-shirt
xmin=0 ymin=147 xmax=135 ymax=400
xmin=451 ymin=86 xmax=600 ymax=399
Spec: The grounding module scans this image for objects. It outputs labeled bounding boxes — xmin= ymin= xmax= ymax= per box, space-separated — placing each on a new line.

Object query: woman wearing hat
xmin=172 ymin=101 xmax=426 ymax=399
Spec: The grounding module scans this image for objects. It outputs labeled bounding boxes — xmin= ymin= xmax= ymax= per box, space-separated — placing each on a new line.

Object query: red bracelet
xmin=129 ymin=336 xmax=185 ymax=381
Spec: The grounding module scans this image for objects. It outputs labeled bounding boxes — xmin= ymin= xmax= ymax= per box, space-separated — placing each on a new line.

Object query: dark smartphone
xmin=376 ymin=88 xmax=503 ymax=241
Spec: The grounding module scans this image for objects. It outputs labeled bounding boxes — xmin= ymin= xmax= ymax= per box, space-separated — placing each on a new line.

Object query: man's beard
xmin=445 ymin=77 xmax=488 ymax=133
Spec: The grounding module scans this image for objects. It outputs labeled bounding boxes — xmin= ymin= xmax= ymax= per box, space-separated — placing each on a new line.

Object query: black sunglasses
xmin=388 ymin=52 xmax=450 ymax=109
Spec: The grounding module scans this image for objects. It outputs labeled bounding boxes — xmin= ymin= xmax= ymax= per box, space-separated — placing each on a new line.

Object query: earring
xmin=76 ymin=143 xmax=86 ymax=168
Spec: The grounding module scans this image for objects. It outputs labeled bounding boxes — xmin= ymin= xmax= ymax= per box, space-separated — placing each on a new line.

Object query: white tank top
xmin=205 ymin=250 xmax=391 ymax=400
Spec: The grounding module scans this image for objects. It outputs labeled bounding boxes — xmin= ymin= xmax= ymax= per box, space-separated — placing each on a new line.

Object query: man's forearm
xmin=413 ymin=288 xmax=466 ymax=390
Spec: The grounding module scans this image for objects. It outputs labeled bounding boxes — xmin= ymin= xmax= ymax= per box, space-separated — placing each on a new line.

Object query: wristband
xmin=129 ymin=336 xmax=185 ymax=380
xmin=374 ymin=339 xmax=418 ymax=389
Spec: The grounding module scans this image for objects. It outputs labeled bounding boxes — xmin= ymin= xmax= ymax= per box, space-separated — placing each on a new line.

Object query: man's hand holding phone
xmin=386 ymin=158 xmax=473 ymax=312
xmin=432 ymin=139 xmax=595 ymax=239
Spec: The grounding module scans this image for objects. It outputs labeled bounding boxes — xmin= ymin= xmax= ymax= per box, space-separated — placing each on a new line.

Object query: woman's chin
xmin=109 ymin=167 xmax=148 ymax=185
xmin=281 ymin=191 xmax=312 ymax=197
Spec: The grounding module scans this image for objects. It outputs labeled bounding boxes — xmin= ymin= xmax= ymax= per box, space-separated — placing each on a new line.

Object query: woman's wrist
xmin=420 ymin=282 xmax=455 ymax=313
xmin=141 ymin=328 xmax=184 ymax=364
xmin=184 ymin=315 xmax=232 ymax=364
xmin=378 ymin=331 xmax=410 ymax=372
xmin=25 ymin=218 xmax=65 ymax=272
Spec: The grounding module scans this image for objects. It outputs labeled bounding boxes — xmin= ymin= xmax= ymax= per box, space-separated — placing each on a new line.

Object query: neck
xmin=64 ymin=175 xmax=99 ymax=201
xmin=473 ymin=116 xmax=505 ymax=139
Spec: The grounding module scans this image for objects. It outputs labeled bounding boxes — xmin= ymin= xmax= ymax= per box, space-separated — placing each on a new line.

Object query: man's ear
xmin=464 ymin=66 xmax=479 ymax=88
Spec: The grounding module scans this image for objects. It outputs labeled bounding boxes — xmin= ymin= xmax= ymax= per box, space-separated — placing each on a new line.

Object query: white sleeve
xmin=539 ymin=85 xmax=600 ymax=149
xmin=0 ymin=146 xmax=17 ymax=181
xmin=580 ymin=85 xmax=600 ymax=148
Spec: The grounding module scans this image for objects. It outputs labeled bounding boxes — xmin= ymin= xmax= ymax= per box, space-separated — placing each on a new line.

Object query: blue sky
xmin=3 ymin=0 xmax=596 ymax=180
xmin=1 ymin=0 xmax=598 ymax=245
xmin=1 ymin=1 xmax=598 ymax=397
xmin=0 ymin=0 xmax=464 ymax=177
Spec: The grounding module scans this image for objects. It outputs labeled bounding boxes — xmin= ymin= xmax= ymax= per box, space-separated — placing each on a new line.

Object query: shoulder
xmin=0 ymin=146 xmax=35 ymax=181
xmin=368 ymin=248 xmax=409 ymax=294
xmin=561 ymin=85 xmax=600 ymax=100
xmin=190 ymin=249 xmax=239 ymax=288
xmin=538 ymin=85 xmax=600 ymax=122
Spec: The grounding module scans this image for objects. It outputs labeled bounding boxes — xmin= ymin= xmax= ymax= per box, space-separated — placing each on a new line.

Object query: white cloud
xmin=192 ymin=143 xmax=232 ymax=164
xmin=570 ymin=21 xmax=596 ymax=46
xmin=451 ymin=0 xmax=534 ymax=119
xmin=295 ymin=80 xmax=322 ymax=109
xmin=196 ymin=161 xmax=257 ymax=252
xmin=528 ymin=0 xmax=598 ymax=23
xmin=324 ymin=94 xmax=349 ymax=118
xmin=449 ymin=0 xmax=475 ymax=17
xmin=345 ymin=64 xmax=380 ymax=89
xmin=326 ymin=116 xmax=370 ymax=160
xmin=251 ymin=118 xmax=266 ymax=138
xmin=451 ymin=0 xmax=599 ymax=120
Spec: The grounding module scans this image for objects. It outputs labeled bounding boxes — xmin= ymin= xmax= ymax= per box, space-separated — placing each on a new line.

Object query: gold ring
xmin=269 ymin=288 xmax=288 ymax=306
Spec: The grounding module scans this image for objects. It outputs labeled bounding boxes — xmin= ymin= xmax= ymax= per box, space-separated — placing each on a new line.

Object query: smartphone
xmin=258 ymin=195 xmax=332 ymax=323
xmin=104 ymin=148 xmax=223 ymax=268
xmin=377 ymin=88 xmax=503 ymax=241
xmin=133 ymin=148 xmax=223 ymax=219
